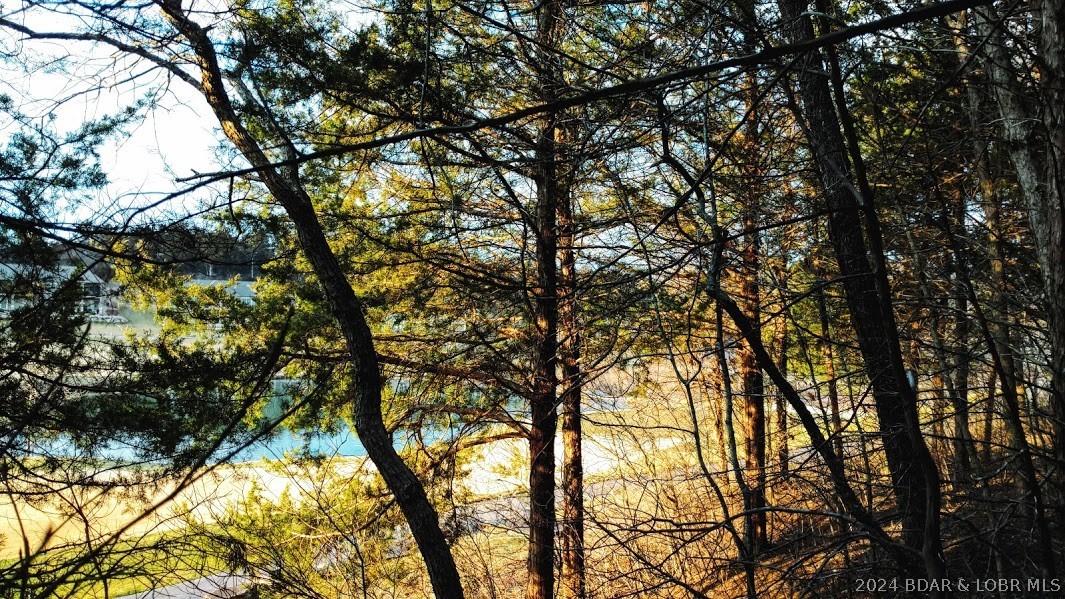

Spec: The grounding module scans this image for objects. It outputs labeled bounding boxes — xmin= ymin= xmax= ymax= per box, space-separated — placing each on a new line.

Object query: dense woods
xmin=2 ymin=0 xmax=1065 ymax=597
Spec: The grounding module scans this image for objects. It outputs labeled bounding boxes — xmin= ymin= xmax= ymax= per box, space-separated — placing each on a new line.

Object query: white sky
xmin=1 ymin=0 xmax=388 ymax=227
xmin=27 ymin=73 xmax=224 ymax=222
xmin=1 ymin=3 xmax=231 ymax=225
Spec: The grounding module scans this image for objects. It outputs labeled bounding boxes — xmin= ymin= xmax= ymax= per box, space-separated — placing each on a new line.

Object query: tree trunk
xmin=527 ymin=2 xmax=566 ymax=598
xmin=940 ymin=211 xmax=1058 ymax=579
xmin=776 ymin=319 xmax=789 ymax=477
xmin=156 ymin=4 xmax=465 ymax=597
xmin=739 ymin=220 xmax=767 ymax=557
xmin=776 ymin=0 xmax=944 ymax=580
xmin=558 ymin=133 xmax=585 ymax=599
xmin=968 ymin=5 xmax=1061 ymax=576
xmin=1039 ymin=0 xmax=1065 ymax=473
xmin=947 ymin=188 xmax=975 ymax=477
xmin=904 ymin=221 xmax=972 ymax=480
xmin=714 ymin=289 xmax=918 ymax=575
xmin=951 ymin=14 xmax=1001 ymax=477
xmin=716 ymin=305 xmax=758 ymax=599
xmin=813 ymin=257 xmax=845 ymax=462
xmin=738 ymin=86 xmax=768 ymax=561
xmin=983 ymin=370 xmax=997 ymax=466
xmin=974 ymin=3 xmax=1065 ymax=471
xmin=527 ymin=147 xmax=559 ymax=599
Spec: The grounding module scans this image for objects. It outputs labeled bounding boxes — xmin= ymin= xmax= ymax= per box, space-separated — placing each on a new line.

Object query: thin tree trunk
xmin=776 ymin=319 xmax=789 ymax=477
xmin=1039 ymin=0 xmax=1065 ymax=473
xmin=558 ymin=135 xmax=585 ymax=599
xmin=974 ymin=3 xmax=1065 ymax=475
xmin=813 ymin=257 xmax=845 ymax=462
xmin=739 ymin=165 xmax=767 ymax=557
xmin=940 ymin=216 xmax=1057 ymax=578
xmin=903 ymin=223 xmax=973 ymax=479
xmin=714 ymin=288 xmax=919 ymax=575
xmin=983 ymin=369 xmax=997 ymax=466
xmin=951 ymin=7 xmax=1011 ymax=479
xmin=716 ymin=305 xmax=758 ymax=599
xmin=949 ymin=290 xmax=975 ymax=477
xmin=948 ymin=191 xmax=976 ymax=477
xmin=527 ymin=2 xmax=566 ymax=598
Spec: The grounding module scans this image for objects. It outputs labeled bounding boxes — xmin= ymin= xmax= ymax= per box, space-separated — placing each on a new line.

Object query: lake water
xmin=45 ymin=379 xmax=614 ymax=465
xmin=225 ymin=379 xmax=454 ymax=462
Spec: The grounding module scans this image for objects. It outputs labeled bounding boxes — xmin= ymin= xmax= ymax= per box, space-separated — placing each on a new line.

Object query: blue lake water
xmin=224 ymin=380 xmax=453 ymax=462
xmin=41 ymin=424 xmax=454 ymax=465
xmin=42 ymin=379 xmax=560 ymax=465
xmin=232 ymin=427 xmax=367 ymax=461
xmin=33 ymin=385 xmax=452 ymax=465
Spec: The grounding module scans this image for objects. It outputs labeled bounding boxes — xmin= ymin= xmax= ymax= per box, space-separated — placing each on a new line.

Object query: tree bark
xmin=776 ymin=318 xmax=789 ymax=477
xmin=155 ymin=2 xmax=464 ymax=597
xmin=714 ymin=289 xmax=921 ymax=576
xmin=776 ymin=0 xmax=945 ymax=581
xmin=527 ymin=170 xmax=559 ymax=599
xmin=738 ymin=75 xmax=768 ymax=560
xmin=739 ymin=202 xmax=767 ymax=557
xmin=814 ymin=266 xmax=845 ymax=463
xmin=950 ymin=12 xmax=1001 ymax=476
xmin=558 ymin=130 xmax=585 ymax=599
xmin=1038 ymin=0 xmax=1065 ymax=471
xmin=903 ymin=218 xmax=974 ymax=479
xmin=734 ymin=0 xmax=767 ymax=553
xmin=947 ymin=183 xmax=976 ymax=476
xmin=527 ymin=2 xmax=567 ymax=598
xmin=939 ymin=213 xmax=1057 ymax=579
xmin=974 ymin=3 xmax=1065 ymax=470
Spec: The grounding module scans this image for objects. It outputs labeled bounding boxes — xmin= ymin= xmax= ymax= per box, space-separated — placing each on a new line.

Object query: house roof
xmin=186 ymin=278 xmax=256 ymax=299
xmin=0 ymin=262 xmax=105 ymax=285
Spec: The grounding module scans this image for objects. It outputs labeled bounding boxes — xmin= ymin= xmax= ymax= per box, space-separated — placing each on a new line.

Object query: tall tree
xmin=774 ymin=0 xmax=946 ymax=580
xmin=973 ymin=0 xmax=1065 ymax=480
xmin=525 ymin=2 xmax=565 ymax=596
xmin=736 ymin=0 xmax=768 ymax=555
xmin=138 ymin=2 xmax=467 ymax=595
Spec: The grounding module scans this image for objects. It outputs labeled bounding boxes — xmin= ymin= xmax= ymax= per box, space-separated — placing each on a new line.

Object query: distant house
xmin=0 ymin=262 xmax=120 ymax=318
xmin=185 ymin=278 xmax=257 ymax=305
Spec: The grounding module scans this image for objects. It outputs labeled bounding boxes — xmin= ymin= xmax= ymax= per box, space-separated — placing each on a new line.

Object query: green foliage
xmin=195 ymin=448 xmax=473 ymax=598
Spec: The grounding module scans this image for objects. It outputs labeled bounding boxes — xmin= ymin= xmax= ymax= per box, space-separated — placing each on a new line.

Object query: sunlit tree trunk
xmin=528 ymin=148 xmax=560 ymax=599
xmin=527 ymin=2 xmax=567 ymax=598
xmin=738 ymin=115 xmax=767 ymax=558
xmin=558 ymin=136 xmax=585 ymax=599
xmin=813 ymin=253 xmax=845 ymax=463
xmin=735 ymin=0 xmax=766 ymax=555
xmin=776 ymin=318 xmax=789 ymax=477
xmin=716 ymin=305 xmax=758 ymax=599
